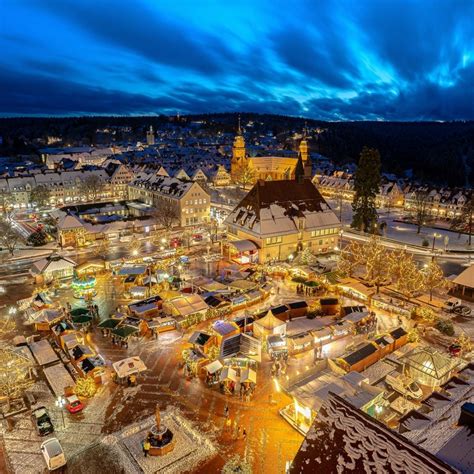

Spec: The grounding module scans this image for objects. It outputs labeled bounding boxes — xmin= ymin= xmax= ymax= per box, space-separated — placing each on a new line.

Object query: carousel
xmin=71 ymin=272 xmax=97 ymax=299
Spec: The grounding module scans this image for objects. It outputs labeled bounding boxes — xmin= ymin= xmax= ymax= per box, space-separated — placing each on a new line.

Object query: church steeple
xmin=295 ymin=153 xmax=305 ymax=183
xmin=231 ymin=115 xmax=247 ymax=181
xmin=299 ymin=127 xmax=312 ymax=179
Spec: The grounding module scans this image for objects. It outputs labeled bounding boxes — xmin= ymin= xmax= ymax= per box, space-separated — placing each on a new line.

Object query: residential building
xmin=128 ymin=175 xmax=210 ymax=227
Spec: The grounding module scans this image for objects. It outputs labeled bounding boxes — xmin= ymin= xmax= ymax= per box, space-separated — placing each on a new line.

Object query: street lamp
xmin=55 ymin=396 xmax=66 ymax=428
xmin=431 ymin=233 xmax=441 ymax=260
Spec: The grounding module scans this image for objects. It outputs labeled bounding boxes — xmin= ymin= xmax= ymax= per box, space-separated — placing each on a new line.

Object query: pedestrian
xmin=143 ymin=439 xmax=151 ymax=457
xmin=224 ymin=404 xmax=229 ymax=418
xmin=242 ymin=428 xmax=247 ymax=440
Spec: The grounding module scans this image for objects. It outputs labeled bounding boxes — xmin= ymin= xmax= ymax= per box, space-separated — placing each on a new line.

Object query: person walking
xmin=224 ymin=404 xmax=229 ymax=418
xmin=143 ymin=439 xmax=151 ymax=457
xmin=242 ymin=428 xmax=247 ymax=440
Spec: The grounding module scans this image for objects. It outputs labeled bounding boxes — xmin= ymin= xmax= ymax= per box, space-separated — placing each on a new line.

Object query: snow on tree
xmin=388 ymin=250 xmax=424 ymax=297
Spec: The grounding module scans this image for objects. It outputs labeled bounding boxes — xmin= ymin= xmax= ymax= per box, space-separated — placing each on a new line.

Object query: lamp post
xmin=55 ymin=396 xmax=66 ymax=428
xmin=431 ymin=232 xmax=441 ymax=260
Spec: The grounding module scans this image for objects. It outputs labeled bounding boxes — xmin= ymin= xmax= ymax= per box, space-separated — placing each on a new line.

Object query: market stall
xmin=253 ymin=311 xmax=287 ymax=339
xmin=219 ymin=366 xmax=238 ymax=394
xmin=112 ymin=356 xmax=147 ymax=385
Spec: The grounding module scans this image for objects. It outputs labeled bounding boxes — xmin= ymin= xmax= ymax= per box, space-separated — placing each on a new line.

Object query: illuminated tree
xmin=234 ymin=163 xmax=255 ymax=189
xmin=455 ymin=333 xmax=473 ymax=353
xmin=388 ymin=250 xmax=423 ymax=298
xmin=128 ymin=239 xmax=142 ymax=257
xmin=407 ymin=328 xmax=420 ymax=343
xmin=422 ymin=260 xmax=447 ymax=301
xmin=412 ymin=306 xmax=437 ymax=324
xmin=75 ymin=377 xmax=97 ymax=398
xmin=361 ymin=235 xmax=390 ymax=293
xmin=337 ymin=240 xmax=363 ymax=277
xmin=93 ymin=236 xmax=110 ymax=260
xmin=0 ymin=348 xmax=34 ymax=407
xmin=351 ymin=147 xmax=381 ymax=233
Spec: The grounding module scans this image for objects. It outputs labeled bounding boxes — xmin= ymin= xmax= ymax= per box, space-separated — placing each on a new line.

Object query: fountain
xmin=145 ymin=404 xmax=176 ymax=456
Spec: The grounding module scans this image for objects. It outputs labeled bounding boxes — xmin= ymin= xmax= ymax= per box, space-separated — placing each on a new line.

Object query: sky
xmin=1 ymin=0 xmax=473 ymax=120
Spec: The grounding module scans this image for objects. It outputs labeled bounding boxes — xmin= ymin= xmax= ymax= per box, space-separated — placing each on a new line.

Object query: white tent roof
xmin=31 ymin=253 xmax=76 ymax=275
xmin=254 ymin=311 xmax=286 ymax=331
xmin=453 ymin=265 xmax=474 ymax=289
xmin=113 ymin=356 xmax=147 ymax=378
xmin=220 ymin=366 xmax=238 ymax=382
xmin=240 ymin=368 xmax=257 ymax=384
xmin=205 ymin=360 xmax=223 ymax=374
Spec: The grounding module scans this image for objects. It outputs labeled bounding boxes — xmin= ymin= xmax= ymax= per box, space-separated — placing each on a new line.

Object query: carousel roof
xmin=403 ymin=347 xmax=459 ymax=380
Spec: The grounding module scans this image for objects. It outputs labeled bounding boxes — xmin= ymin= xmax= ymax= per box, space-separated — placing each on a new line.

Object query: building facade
xmin=224 ymin=177 xmax=341 ymax=264
xmin=128 ymin=175 xmax=210 ymax=227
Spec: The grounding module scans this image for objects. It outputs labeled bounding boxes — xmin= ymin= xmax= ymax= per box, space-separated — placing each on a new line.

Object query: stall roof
xmin=288 ymin=301 xmax=308 ymax=310
xmin=167 ymin=294 xmax=208 ymax=317
xmin=220 ymin=366 xmax=238 ymax=382
xmin=43 ymin=363 xmax=75 ymax=398
xmin=113 ymin=356 xmax=146 ymax=378
xmin=111 ymin=325 xmax=139 ymax=339
xmin=286 ymin=316 xmax=328 ymax=337
xmin=240 ymin=368 xmax=257 ymax=384
xmin=228 ymin=279 xmax=257 ymax=291
xmin=98 ymin=318 xmax=122 ymax=329
xmin=343 ymin=311 xmax=370 ymax=324
xmin=342 ymin=343 xmax=378 ymax=366
xmin=29 ymin=339 xmax=59 ymax=366
xmin=117 ymin=266 xmax=147 ymax=276
xmin=212 ymin=320 xmax=239 ymax=336
xmin=228 ymin=239 xmax=260 ymax=252
xmin=452 ymin=264 xmax=474 ymax=289
xmin=254 ymin=311 xmax=286 ymax=331
xmin=189 ymin=331 xmax=212 ymax=346
xmin=205 ymin=360 xmax=223 ymax=374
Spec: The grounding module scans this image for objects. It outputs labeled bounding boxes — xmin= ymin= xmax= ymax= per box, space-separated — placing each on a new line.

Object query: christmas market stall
xmin=30 ymin=253 xmax=77 ymax=284
xmin=98 ymin=317 xmax=123 ymax=336
xmin=30 ymin=308 xmax=65 ymax=332
xmin=112 ymin=356 xmax=147 ymax=385
xmin=240 ymin=368 xmax=257 ymax=400
xmin=219 ymin=366 xmax=238 ymax=394
xmin=111 ymin=325 xmax=139 ymax=347
xmin=253 ymin=311 xmax=287 ymax=339
xmin=204 ymin=359 xmax=223 ymax=386
xmin=128 ymin=296 xmax=163 ymax=320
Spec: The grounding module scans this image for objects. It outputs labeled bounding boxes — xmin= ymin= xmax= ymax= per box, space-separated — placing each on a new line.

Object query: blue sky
xmin=1 ymin=0 xmax=473 ymax=120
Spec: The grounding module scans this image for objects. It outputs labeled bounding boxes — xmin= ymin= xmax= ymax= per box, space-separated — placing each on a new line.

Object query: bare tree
xmin=81 ymin=175 xmax=105 ymax=202
xmin=30 ymin=185 xmax=51 ymax=208
xmin=0 ymin=218 xmax=21 ymax=256
xmin=0 ymin=192 xmax=12 ymax=217
xmin=153 ymin=199 xmax=179 ymax=234
xmin=412 ymin=190 xmax=432 ymax=234
xmin=451 ymin=194 xmax=474 ymax=247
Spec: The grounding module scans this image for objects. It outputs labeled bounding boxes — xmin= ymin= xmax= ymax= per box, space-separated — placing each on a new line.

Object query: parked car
xmin=192 ymin=234 xmax=203 ymax=241
xmin=65 ymin=395 xmax=84 ymax=414
xmin=385 ymin=373 xmax=423 ymax=400
xmin=448 ymin=343 xmax=462 ymax=357
xmin=40 ymin=438 xmax=66 ymax=471
xmin=443 ymin=298 xmax=463 ymax=313
xmin=31 ymin=406 xmax=54 ymax=436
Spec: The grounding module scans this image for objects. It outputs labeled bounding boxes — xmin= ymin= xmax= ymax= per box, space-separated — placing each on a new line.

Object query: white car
xmin=443 ymin=297 xmax=462 ymax=313
xmin=386 ymin=373 xmax=423 ymax=400
xmin=40 ymin=437 xmax=66 ymax=471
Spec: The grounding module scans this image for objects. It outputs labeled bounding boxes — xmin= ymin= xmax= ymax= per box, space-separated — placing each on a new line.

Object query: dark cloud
xmin=32 ymin=0 xmax=234 ymax=75
xmin=1 ymin=0 xmax=473 ymax=119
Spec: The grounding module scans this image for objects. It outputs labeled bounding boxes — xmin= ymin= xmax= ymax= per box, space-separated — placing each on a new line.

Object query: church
xmin=230 ymin=123 xmax=312 ymax=185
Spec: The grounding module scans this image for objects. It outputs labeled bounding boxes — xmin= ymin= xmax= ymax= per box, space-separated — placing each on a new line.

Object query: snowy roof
xmin=290 ymin=393 xmax=457 ymax=474
xmin=224 ymin=179 xmax=339 ymax=237
xmin=31 ymin=253 xmax=77 ymax=275
xmin=453 ymin=264 xmax=474 ymax=289
xmin=112 ymin=356 xmax=147 ymax=378
xmin=254 ymin=311 xmax=286 ymax=330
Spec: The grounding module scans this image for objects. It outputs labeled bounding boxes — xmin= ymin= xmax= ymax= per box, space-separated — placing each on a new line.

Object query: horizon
xmin=1 ymin=0 xmax=474 ymax=120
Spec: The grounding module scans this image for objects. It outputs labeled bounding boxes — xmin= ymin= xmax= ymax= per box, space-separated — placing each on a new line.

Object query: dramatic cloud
xmin=0 ymin=0 xmax=473 ymax=119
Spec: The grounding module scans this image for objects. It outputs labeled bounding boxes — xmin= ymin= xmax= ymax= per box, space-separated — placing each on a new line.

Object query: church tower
xmin=231 ymin=116 xmax=247 ymax=180
xmin=146 ymin=125 xmax=155 ymax=146
xmin=299 ymin=133 xmax=312 ymax=179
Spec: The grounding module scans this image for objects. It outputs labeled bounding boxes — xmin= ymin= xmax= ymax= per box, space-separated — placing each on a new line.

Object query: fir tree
xmin=351 ymin=147 xmax=381 ymax=233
